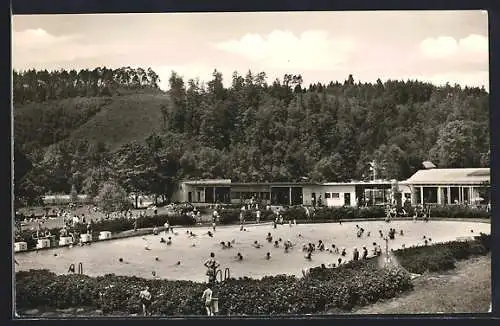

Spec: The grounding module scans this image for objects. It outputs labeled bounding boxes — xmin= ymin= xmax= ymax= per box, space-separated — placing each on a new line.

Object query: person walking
xmin=201 ymin=286 xmax=213 ymax=316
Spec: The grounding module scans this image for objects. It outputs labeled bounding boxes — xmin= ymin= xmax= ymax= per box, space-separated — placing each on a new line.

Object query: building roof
xmin=422 ymin=161 xmax=437 ymax=169
xmin=402 ymin=168 xmax=490 ymax=185
xmin=182 ymin=179 xmax=232 ymax=185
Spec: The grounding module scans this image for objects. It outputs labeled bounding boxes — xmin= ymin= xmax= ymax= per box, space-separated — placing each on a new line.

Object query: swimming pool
xmin=14 ymin=220 xmax=490 ymax=282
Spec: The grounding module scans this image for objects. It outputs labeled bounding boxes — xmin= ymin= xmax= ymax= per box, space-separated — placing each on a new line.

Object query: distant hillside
xmin=14 ymin=90 xmax=169 ymax=152
xmin=13 ymin=68 xmax=490 ymax=205
xmin=66 ymin=92 xmax=168 ymax=150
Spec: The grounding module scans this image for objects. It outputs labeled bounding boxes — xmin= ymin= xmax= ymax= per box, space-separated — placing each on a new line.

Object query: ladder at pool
xmin=216 ymin=267 xmax=231 ymax=282
xmin=68 ymin=262 xmax=84 ymax=275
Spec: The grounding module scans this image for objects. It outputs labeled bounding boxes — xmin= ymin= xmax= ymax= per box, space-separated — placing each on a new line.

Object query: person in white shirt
xmin=201 ymin=286 xmax=213 ymax=316
xmin=256 ymin=210 xmax=261 ymax=223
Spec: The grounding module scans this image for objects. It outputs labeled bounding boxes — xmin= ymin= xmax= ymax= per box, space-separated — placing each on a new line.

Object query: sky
xmin=12 ymin=11 xmax=489 ymax=91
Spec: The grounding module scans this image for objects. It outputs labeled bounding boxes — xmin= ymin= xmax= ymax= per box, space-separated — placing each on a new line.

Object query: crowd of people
xmin=133 ymin=208 xmax=436 ymax=317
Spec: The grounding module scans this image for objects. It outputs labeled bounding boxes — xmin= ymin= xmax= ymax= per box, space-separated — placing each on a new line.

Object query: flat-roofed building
xmin=400 ymin=168 xmax=490 ymax=205
xmin=174 ymin=179 xmax=394 ymax=207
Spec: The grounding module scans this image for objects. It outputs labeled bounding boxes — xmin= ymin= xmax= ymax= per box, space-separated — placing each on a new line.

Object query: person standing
xmin=362 ymin=246 xmax=368 ymax=259
xmin=201 ymin=286 xmax=213 ymax=316
xmin=139 ymin=286 xmax=153 ymax=316
xmin=204 ymin=252 xmax=219 ymax=284
xmin=256 ymin=209 xmax=261 ymax=223
xmin=353 ymin=248 xmax=359 ymax=261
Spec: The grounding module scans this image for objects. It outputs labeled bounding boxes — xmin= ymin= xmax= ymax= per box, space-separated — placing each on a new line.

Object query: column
xmin=203 ymin=187 xmax=206 ymax=203
xmin=437 ymin=187 xmax=442 ymax=205
xmin=289 ymin=187 xmax=292 ymax=206
xmin=447 ymin=186 xmax=451 ymax=205
xmin=459 ymin=187 xmax=463 ymax=203
xmin=420 ymin=186 xmax=424 ymax=204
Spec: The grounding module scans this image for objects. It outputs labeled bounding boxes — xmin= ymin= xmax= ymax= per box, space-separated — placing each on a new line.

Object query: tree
xmin=70 ymin=184 xmax=78 ymax=204
xmin=430 ymin=120 xmax=480 ymax=168
xmin=94 ymin=182 xmax=130 ymax=213
xmin=112 ymin=142 xmax=155 ymax=207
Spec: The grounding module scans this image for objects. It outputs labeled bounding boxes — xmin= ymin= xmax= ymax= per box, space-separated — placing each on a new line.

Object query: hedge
xmin=219 ymin=209 xmax=276 ymax=225
xmin=391 ymin=233 xmax=489 ymax=274
xmin=15 ymin=234 xmax=490 ymax=316
xmin=16 ymin=259 xmax=412 ymax=315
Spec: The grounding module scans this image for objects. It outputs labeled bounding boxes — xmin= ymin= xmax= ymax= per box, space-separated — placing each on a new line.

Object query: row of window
xmin=324 ymin=193 xmax=341 ymax=199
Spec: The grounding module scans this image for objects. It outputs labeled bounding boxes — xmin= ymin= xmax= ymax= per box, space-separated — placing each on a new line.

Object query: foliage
xmin=428 ymin=205 xmax=490 ymax=219
xmin=15 ymin=258 xmax=412 ymax=315
xmin=392 ymin=236 xmax=490 ymax=274
xmin=94 ymin=182 xmax=132 ymax=213
xmin=14 ymin=69 xmax=490 ymax=203
xmin=13 ymin=67 xmax=160 ymax=105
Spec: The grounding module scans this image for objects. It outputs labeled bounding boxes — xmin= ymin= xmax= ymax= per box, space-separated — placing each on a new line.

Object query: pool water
xmin=14 ymin=220 xmax=490 ymax=282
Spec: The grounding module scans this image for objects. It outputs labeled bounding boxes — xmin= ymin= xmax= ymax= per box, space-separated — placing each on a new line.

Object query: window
xmin=325 ymin=193 xmax=331 ymax=199
xmin=230 ymin=192 xmax=240 ymax=200
xmin=332 ymin=193 xmax=340 ymax=198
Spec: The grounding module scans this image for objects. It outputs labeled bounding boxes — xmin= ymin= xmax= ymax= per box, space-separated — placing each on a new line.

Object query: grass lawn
xmin=347 ymin=254 xmax=492 ymax=314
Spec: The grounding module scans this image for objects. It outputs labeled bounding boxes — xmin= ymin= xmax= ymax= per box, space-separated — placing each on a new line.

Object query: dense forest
xmin=13 ymin=67 xmax=490 ymax=207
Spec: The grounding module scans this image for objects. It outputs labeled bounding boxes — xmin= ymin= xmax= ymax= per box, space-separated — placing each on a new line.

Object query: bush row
xmin=16 ymin=259 xmax=412 ymax=315
xmin=278 ymin=205 xmax=490 ymax=221
xmin=16 ymin=235 xmax=490 ymax=315
xmin=391 ymin=233 xmax=490 ymax=274
xmin=218 ymin=209 xmax=276 ymax=224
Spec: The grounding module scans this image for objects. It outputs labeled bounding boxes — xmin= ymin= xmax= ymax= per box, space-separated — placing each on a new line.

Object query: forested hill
xmin=13 ymin=67 xmax=490 ymax=205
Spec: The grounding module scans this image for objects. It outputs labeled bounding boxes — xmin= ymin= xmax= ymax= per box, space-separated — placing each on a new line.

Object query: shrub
xmin=219 ymin=209 xmax=240 ymax=224
xmin=281 ymin=206 xmax=307 ymax=220
xmin=15 ymin=258 xmax=413 ymax=315
xmin=429 ymin=205 xmax=490 ymax=219
xmin=393 ymin=237 xmax=489 ymax=274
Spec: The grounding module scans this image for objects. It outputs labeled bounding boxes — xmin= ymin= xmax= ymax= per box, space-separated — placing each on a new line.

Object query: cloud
xmin=13 ymin=28 xmax=80 ymax=49
xmin=419 ymin=34 xmax=488 ymax=61
xmin=12 ymin=28 xmax=127 ymax=69
xmin=459 ymin=34 xmax=489 ymax=53
xmin=213 ymin=30 xmax=356 ymax=70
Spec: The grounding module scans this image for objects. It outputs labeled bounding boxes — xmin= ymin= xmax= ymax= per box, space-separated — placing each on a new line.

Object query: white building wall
xmin=320 ymin=185 xmax=357 ymax=207
xmin=302 ymin=186 xmax=323 ymax=205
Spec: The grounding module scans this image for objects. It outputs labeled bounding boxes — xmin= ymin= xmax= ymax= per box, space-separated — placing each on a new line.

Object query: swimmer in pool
xmin=253 ymin=241 xmax=262 ymax=249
